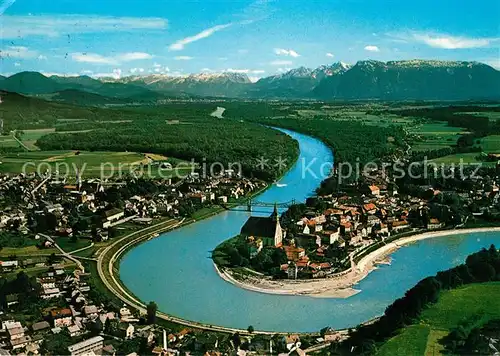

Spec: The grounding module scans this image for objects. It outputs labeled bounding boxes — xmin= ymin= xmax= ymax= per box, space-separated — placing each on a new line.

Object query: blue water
xmin=120 ymin=129 xmax=500 ymax=333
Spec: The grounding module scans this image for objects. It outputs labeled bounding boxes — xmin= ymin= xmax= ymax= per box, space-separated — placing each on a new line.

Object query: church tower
xmin=270 ymin=203 xmax=283 ymax=246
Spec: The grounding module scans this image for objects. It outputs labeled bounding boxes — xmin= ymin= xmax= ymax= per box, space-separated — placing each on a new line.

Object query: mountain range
xmin=1 ymin=60 xmax=499 ymax=102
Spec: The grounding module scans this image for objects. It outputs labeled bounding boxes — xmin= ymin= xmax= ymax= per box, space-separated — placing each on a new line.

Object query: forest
xmin=36 ymin=117 xmax=299 ymax=181
xmin=339 ymin=245 xmax=500 ymax=355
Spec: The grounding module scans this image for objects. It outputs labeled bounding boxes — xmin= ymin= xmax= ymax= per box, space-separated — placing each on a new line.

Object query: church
xmin=240 ymin=204 xmax=283 ymax=247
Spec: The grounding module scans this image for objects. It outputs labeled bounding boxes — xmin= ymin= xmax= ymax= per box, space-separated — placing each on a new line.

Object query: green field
xmin=376 ymin=325 xmax=430 ymax=356
xmin=0 ymin=150 xmax=194 ymax=178
xmin=429 ymin=152 xmax=488 ymax=165
xmin=377 ymin=282 xmax=500 ymax=356
xmin=409 ymin=122 xmax=467 ymax=151
xmin=477 ymin=135 xmax=500 ymax=153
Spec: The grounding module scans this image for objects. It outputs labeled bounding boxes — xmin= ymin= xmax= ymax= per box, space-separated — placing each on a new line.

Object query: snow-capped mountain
xmin=1 ymin=60 xmax=498 ymax=100
xmin=250 ymin=62 xmax=351 ymax=98
xmin=111 ymin=72 xmax=251 ymax=97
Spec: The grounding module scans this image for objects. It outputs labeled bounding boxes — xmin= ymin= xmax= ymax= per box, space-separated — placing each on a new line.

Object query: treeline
xmin=441 ymin=318 xmax=500 ymax=354
xmin=340 ymin=245 xmax=500 ymax=355
xmin=37 ymin=119 xmax=299 ymax=181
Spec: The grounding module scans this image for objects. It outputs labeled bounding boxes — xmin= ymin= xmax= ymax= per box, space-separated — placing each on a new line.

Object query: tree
xmin=247 ymin=325 xmax=254 ymax=333
xmin=146 ymin=301 xmax=157 ymax=324
xmin=42 ymin=329 xmax=72 ymax=355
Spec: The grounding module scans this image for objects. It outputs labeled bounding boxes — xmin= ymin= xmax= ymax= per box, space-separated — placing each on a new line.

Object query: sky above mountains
xmin=1 ymin=0 xmax=499 ymax=80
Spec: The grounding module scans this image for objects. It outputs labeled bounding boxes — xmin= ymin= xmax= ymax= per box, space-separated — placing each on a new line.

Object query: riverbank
xmin=215 ymin=227 xmax=500 ymax=298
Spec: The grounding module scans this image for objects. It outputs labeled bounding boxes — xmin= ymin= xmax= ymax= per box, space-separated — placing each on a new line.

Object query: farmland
xmin=0 ymin=150 xmax=193 ymax=178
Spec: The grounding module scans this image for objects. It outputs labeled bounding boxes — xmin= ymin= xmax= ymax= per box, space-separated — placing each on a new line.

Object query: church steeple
xmin=270 ymin=203 xmax=279 ymax=221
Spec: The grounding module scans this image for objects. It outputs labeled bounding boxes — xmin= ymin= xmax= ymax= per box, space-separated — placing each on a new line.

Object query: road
xmin=95 ymin=218 xmax=320 ymax=336
xmin=38 ymin=233 xmax=85 ymax=273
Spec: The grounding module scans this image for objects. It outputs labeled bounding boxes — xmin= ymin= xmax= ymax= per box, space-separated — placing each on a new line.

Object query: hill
xmin=0 ymin=72 xmax=63 ymax=94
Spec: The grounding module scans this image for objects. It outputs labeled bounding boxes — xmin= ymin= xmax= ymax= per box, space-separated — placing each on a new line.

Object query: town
xmin=0 ymin=170 xmax=291 ymax=355
xmin=214 ymin=161 xmax=500 ymax=282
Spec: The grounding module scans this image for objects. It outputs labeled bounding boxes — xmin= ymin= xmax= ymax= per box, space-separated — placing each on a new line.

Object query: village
xmin=216 ymin=163 xmax=500 ymax=281
xmin=0 ymin=170 xmax=297 ymax=355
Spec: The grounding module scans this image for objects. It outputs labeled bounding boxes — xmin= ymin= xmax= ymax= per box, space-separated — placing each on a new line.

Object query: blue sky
xmin=1 ymin=0 xmax=499 ymax=80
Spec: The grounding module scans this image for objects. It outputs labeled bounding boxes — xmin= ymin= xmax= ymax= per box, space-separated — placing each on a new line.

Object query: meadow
xmin=376 ymin=282 xmax=500 ymax=356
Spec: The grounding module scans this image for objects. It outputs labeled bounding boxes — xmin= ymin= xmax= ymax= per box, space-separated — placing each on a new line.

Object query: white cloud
xmin=326 ymin=53 xmax=335 ymax=58
xmin=251 ymin=69 xmax=265 ymax=74
xmin=37 ymin=54 xmax=47 ymax=60
xmin=92 ymin=68 xmax=122 ymax=79
xmin=129 ymin=67 xmax=145 ymax=74
xmin=153 ymin=63 xmax=162 ymax=68
xmin=81 ymin=70 xmax=94 ymax=75
xmin=174 ymin=56 xmax=193 ymax=60
xmin=169 ymin=23 xmax=232 ymax=51
xmin=71 ymin=53 xmax=119 ymax=65
xmin=411 ymin=32 xmax=495 ymax=49
xmin=237 ymin=49 xmax=249 ymax=54
xmin=274 ymin=48 xmax=300 ymax=57
xmin=1 ymin=14 xmax=167 ymax=38
xmin=270 ymin=60 xmax=293 ymax=66
xmin=1 ymin=46 xmax=38 ymax=58
xmin=116 ymin=52 xmax=152 ymax=61
xmin=14 ymin=62 xmax=21 ymax=67
xmin=364 ymin=45 xmax=380 ymax=52
xmin=277 ymin=67 xmax=292 ymax=73
xmin=0 ymin=0 xmax=16 ymax=15
xmin=71 ymin=52 xmax=153 ymax=65
xmin=218 ymin=57 xmax=228 ymax=61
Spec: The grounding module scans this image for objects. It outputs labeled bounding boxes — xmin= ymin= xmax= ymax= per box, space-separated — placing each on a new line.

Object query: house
xmin=125 ymin=324 xmax=135 ymax=339
xmin=283 ymin=245 xmax=306 ymax=262
xmin=102 ymin=344 xmax=117 ymax=356
xmin=83 ymin=305 xmax=98 ymax=318
xmin=0 ymin=261 xmax=18 ymax=272
xmin=4 ymin=321 xmax=30 ymax=351
xmin=68 ymin=336 xmax=104 ymax=356
xmin=283 ymin=334 xmax=301 ymax=351
xmin=5 ymin=294 xmax=18 ymax=307
xmin=67 ymin=324 xmax=81 ymax=337
xmin=368 ymin=185 xmax=380 ymax=196
xmin=363 ymin=203 xmax=377 ymax=215
xmin=50 ymin=308 xmax=73 ymax=327
xmin=31 ymin=321 xmax=50 ymax=333
xmin=102 ymin=208 xmax=124 ymax=227
xmin=428 ymin=218 xmax=444 ymax=229
xmin=240 ymin=205 xmax=283 ymax=247
xmin=188 ymin=192 xmax=207 ymax=204
xmin=320 ymin=229 xmax=339 ymax=245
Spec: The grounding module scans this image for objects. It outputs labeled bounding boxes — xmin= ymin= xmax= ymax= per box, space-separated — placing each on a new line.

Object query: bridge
xmin=243 ymin=199 xmax=296 ymax=212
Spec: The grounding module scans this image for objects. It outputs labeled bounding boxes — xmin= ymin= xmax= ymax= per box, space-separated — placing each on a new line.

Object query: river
xmin=120 ymin=128 xmax=499 ymax=333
